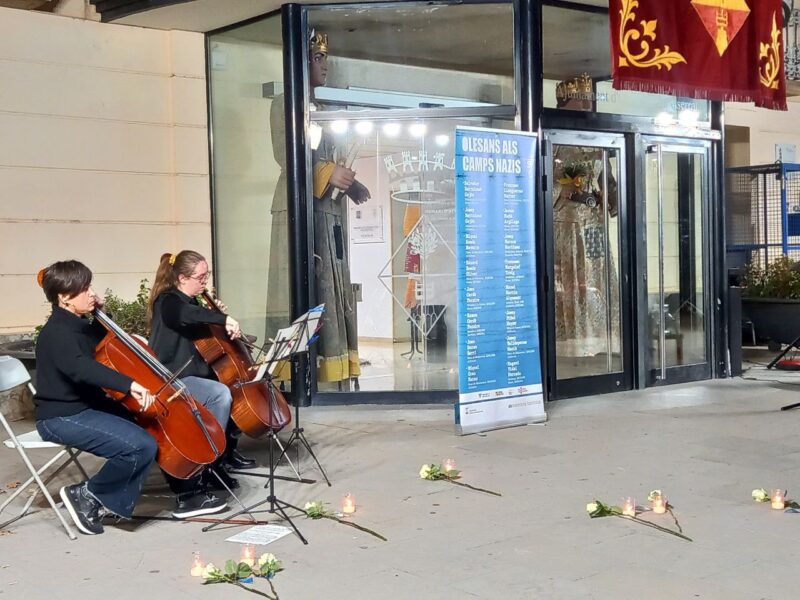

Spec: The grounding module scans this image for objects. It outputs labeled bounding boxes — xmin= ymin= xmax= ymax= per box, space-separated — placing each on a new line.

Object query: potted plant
xmin=740 ymin=255 xmax=800 ymax=346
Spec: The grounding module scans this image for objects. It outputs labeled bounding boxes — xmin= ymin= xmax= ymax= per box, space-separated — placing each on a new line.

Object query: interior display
xmin=552 ymin=142 xmax=623 ymax=379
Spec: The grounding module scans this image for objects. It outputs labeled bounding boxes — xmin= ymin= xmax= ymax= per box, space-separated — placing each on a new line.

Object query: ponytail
xmin=147 ymin=250 xmax=206 ymax=326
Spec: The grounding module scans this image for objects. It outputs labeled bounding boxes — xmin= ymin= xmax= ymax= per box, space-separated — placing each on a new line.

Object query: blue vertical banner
xmin=455 ymin=127 xmax=546 ymax=434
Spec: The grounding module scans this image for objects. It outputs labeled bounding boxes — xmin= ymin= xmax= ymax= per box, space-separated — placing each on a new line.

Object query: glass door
xmin=545 ymin=131 xmax=632 ymax=398
xmin=642 ymin=139 xmax=712 ymax=385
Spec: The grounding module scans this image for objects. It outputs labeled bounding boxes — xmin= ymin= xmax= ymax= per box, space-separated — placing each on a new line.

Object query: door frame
xmin=637 ymin=136 xmax=715 ymax=387
xmin=543 ymin=129 xmax=635 ymax=399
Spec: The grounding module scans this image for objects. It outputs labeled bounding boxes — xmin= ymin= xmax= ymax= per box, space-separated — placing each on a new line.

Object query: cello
xmin=92 ymin=308 xmax=226 ymax=479
xmin=193 ymin=290 xmax=292 ymax=438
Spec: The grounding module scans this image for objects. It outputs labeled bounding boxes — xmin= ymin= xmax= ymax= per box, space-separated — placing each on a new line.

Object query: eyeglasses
xmin=188 ymin=272 xmax=210 ymax=284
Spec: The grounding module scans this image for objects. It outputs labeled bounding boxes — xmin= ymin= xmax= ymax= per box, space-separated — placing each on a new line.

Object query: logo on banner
xmin=691 ymin=0 xmax=751 ymax=56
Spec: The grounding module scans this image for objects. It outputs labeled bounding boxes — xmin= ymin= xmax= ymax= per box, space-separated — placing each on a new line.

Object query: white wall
xmin=0 ymin=7 xmax=209 ymax=334
xmin=726 ymin=100 xmax=800 ymax=165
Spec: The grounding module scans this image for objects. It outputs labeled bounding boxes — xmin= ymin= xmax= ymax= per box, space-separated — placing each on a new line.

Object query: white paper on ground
xmin=225 ymin=524 xmax=292 ymax=546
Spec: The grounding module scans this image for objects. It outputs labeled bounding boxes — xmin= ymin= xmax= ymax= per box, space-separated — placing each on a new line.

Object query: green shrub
xmin=741 ymin=255 xmax=800 ymax=299
xmin=102 ymin=279 xmax=151 ymax=338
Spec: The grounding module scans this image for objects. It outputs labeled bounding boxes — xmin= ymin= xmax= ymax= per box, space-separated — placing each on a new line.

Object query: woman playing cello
xmin=34 ymin=260 xmax=157 ymax=535
xmin=147 ymin=250 xmax=256 ymax=516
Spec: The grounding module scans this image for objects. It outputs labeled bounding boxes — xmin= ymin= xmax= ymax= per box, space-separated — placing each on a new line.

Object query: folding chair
xmin=0 ymin=355 xmax=88 ymax=540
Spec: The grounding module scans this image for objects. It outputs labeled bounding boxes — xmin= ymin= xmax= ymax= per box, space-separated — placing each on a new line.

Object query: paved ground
xmin=1 ymin=369 xmax=800 ymax=599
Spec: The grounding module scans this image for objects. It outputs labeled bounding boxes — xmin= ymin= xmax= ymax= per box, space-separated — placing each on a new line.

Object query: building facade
xmin=5 ymin=1 xmax=800 ymax=407
xmin=205 ymin=1 xmax=726 ymax=406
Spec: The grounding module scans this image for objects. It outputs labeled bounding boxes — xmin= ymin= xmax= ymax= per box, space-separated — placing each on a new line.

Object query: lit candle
xmin=771 ymin=490 xmax=786 ymax=510
xmin=442 ymin=458 xmax=456 ymax=472
xmin=342 ymin=493 xmax=356 ymax=514
xmin=190 ymin=552 xmax=204 ymax=577
xmin=652 ymin=496 xmax=667 ymax=514
xmin=622 ymin=498 xmax=636 ymax=517
xmin=240 ymin=544 xmax=256 ymax=567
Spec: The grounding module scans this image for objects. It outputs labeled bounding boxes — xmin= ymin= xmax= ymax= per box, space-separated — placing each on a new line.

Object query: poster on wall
xmin=350 ymin=205 xmax=384 ymax=243
xmin=454 ymin=127 xmax=546 ymax=435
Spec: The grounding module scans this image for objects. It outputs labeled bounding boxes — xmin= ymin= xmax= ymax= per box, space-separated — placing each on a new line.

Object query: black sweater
xmin=148 ymin=289 xmax=227 ymax=379
xmin=34 ymin=306 xmax=134 ymax=420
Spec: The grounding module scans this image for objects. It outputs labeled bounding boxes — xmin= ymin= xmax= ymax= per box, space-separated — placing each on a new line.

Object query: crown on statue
xmin=309 ymin=30 xmax=329 ymax=55
xmin=556 ymin=73 xmax=593 ymax=102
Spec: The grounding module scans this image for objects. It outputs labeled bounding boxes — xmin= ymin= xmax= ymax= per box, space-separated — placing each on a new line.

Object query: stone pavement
xmin=1 ymin=374 xmax=799 ymax=599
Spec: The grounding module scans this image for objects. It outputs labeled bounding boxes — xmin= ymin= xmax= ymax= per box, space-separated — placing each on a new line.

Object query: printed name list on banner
xmin=455 ymin=127 xmax=546 ymax=435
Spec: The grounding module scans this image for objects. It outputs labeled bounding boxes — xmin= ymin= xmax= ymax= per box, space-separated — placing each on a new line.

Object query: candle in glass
xmin=442 ymin=458 xmax=456 ymax=472
xmin=342 ymin=493 xmax=356 ymax=514
xmin=622 ymin=497 xmax=636 ymax=517
xmin=240 ymin=544 xmax=256 ymax=567
xmin=190 ymin=552 xmax=204 ymax=577
xmin=771 ymin=489 xmax=786 ymax=510
xmin=652 ymin=496 xmax=667 ymax=514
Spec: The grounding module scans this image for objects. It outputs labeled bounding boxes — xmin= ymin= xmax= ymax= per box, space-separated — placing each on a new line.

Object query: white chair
xmin=0 ymin=355 xmax=88 ymax=540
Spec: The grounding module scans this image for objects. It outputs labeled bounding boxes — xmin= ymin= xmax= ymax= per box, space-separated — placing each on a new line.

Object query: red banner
xmin=609 ymin=0 xmax=787 ymax=110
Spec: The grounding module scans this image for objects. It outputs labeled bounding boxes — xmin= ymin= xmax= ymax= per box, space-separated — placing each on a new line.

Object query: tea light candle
xmin=240 ymin=544 xmax=256 ymax=567
xmin=622 ymin=498 xmax=636 ymax=517
xmin=652 ymin=496 xmax=667 ymax=514
xmin=190 ymin=552 xmax=204 ymax=577
xmin=443 ymin=458 xmax=456 ymax=472
xmin=771 ymin=490 xmax=786 ymax=510
xmin=342 ymin=493 xmax=356 ymax=514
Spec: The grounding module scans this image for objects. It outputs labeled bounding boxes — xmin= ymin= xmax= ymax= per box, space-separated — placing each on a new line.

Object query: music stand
xmin=272 ymin=305 xmax=331 ymax=487
xmin=202 ymin=310 xmax=319 ymax=543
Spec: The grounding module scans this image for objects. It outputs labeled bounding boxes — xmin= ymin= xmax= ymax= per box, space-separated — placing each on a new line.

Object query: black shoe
xmin=60 ymin=483 xmax=104 ymax=535
xmin=172 ymin=492 xmax=227 ymax=519
xmin=204 ymin=467 xmax=240 ymax=492
xmin=224 ymin=449 xmax=257 ymax=470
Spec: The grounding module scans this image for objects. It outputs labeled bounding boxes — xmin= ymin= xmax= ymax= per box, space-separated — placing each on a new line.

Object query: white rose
xmin=752 ymin=488 xmax=768 ymax=502
xmin=586 ymin=502 xmax=598 ymax=513
xmin=258 ymin=553 xmax=276 ymax=567
xmin=419 ymin=464 xmax=433 ymax=479
xmin=648 ymin=490 xmax=662 ymax=502
xmin=202 ymin=563 xmax=218 ymax=580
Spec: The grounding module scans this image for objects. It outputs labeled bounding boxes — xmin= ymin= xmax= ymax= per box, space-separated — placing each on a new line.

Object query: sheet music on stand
xmin=250 ymin=304 xmax=325 ymax=382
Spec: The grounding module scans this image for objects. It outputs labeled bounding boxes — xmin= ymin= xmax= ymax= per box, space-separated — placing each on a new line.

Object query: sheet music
xmin=225 ymin=525 xmax=292 ymax=546
xmin=293 ymin=304 xmax=324 ymax=347
xmin=249 ymin=304 xmax=326 ymax=381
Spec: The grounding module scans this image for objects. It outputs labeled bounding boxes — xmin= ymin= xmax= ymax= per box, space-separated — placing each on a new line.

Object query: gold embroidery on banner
xmin=618 ymin=0 xmax=687 ymax=70
xmin=759 ymin=12 xmax=782 ymax=90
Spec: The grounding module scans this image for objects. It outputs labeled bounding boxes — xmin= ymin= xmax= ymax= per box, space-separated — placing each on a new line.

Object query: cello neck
xmin=199 ymin=289 xmax=222 ymax=314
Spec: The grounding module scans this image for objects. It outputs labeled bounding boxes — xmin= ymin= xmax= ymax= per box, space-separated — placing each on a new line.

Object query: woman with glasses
xmin=147 ymin=250 xmax=253 ymax=518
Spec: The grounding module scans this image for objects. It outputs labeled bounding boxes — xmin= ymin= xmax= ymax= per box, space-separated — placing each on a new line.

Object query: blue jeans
xmin=36 ymin=408 xmax=157 ymax=518
xmin=163 ymin=376 xmax=233 ymax=496
xmin=180 ymin=376 xmax=232 ymax=430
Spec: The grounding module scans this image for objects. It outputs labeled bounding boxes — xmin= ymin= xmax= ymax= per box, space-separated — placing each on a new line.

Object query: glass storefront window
xmin=307 ymin=3 xmax=515 ymax=111
xmin=208 ymin=15 xmax=290 ymax=362
xmin=542 ymin=5 xmax=710 ymax=127
xmin=309 ymin=114 xmax=514 ymax=392
xmin=305 ymin=3 xmax=516 ymax=393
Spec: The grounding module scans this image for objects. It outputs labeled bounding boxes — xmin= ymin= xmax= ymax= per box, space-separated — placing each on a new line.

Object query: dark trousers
xmin=36 ymin=406 xmax=158 ymax=518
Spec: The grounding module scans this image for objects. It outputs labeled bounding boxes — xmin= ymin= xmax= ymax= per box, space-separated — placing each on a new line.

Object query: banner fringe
xmin=612 ymin=79 xmax=788 ymax=111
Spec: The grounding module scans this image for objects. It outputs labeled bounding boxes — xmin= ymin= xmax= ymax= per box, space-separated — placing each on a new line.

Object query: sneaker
xmin=60 ymin=483 xmax=104 ymax=535
xmin=172 ymin=492 xmax=227 ymax=519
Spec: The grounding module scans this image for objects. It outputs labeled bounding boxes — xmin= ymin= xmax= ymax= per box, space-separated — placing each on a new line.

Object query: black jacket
xmin=148 ymin=289 xmax=227 ymax=379
xmin=34 ymin=306 xmax=134 ymax=420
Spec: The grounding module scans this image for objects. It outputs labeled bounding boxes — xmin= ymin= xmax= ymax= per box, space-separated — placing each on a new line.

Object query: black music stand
xmin=272 ymin=306 xmax=331 ymax=487
xmin=202 ymin=311 xmax=318 ymax=543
